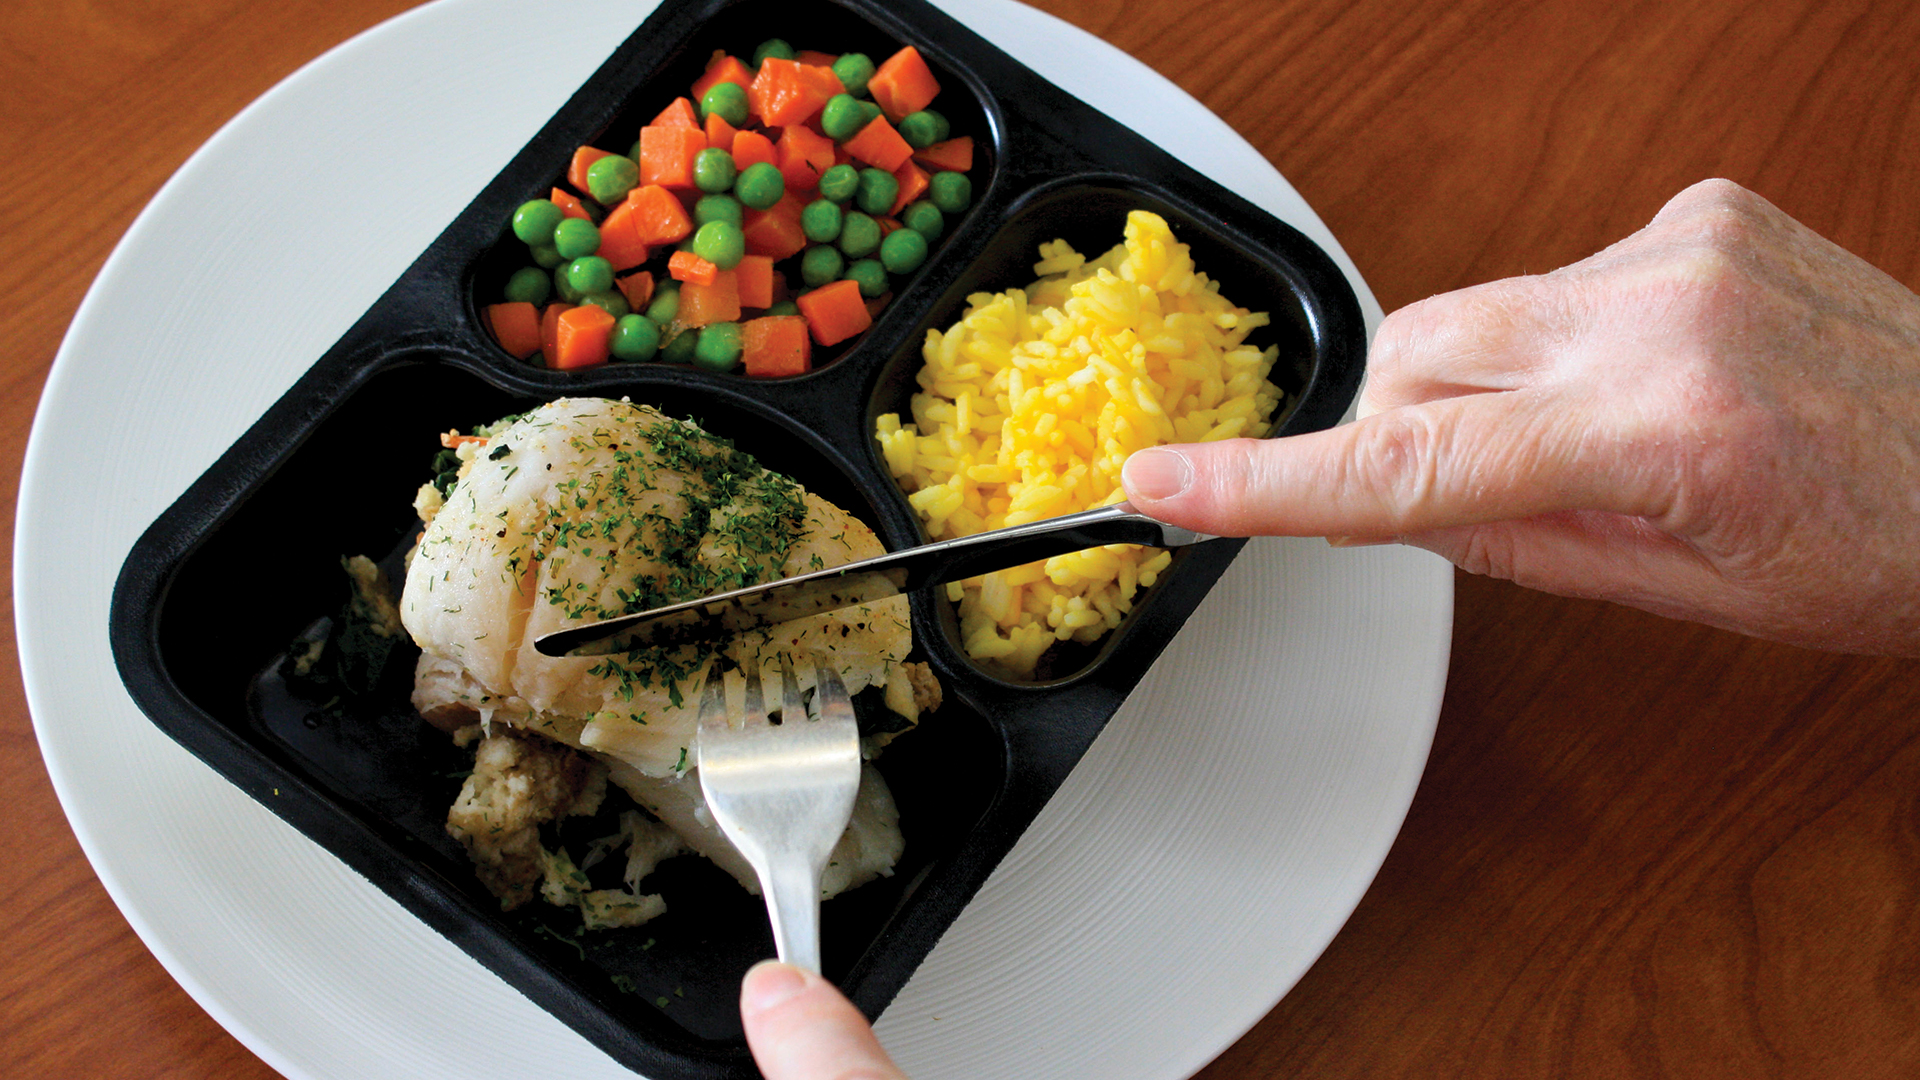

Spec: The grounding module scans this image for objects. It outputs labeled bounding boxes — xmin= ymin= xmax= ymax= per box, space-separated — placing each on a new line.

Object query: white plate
xmin=15 ymin=0 xmax=1449 ymax=1076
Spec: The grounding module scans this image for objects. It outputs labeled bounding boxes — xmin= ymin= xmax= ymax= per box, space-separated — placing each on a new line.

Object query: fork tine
xmin=696 ymin=662 xmax=728 ymax=733
xmin=780 ymin=654 xmax=805 ymax=723
xmin=812 ymin=653 xmax=853 ymax=724
xmin=742 ymin=659 xmax=765 ymax=723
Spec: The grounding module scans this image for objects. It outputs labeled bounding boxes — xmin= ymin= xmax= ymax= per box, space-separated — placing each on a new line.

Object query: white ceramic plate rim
xmin=15 ymin=1 xmax=1450 ymax=1077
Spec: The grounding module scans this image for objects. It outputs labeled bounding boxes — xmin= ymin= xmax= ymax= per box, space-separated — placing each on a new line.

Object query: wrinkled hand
xmin=1123 ymin=179 xmax=1920 ymax=655
xmin=740 ymin=961 xmax=907 ymax=1080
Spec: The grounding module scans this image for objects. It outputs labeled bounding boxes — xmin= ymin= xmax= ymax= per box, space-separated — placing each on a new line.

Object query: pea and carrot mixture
xmin=483 ymin=38 xmax=977 ymax=376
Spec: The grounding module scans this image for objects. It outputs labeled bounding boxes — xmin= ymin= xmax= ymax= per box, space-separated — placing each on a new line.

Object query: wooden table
xmin=6 ymin=0 xmax=1918 ymax=1076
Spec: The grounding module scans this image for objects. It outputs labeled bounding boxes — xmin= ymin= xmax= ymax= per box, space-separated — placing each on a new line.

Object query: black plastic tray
xmin=109 ymin=0 xmax=1366 ymax=1076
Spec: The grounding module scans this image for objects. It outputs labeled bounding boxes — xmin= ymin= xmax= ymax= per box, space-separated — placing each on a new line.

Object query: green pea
xmin=529 ymin=243 xmax=563 ymax=269
xmin=553 ymin=217 xmax=600 ymax=260
xmin=752 ymin=39 xmax=795 ymax=65
xmin=855 ymin=168 xmax=899 ymax=216
xmin=929 ymin=171 xmax=972 ymax=214
xmin=610 ymin=314 xmax=660 ymax=361
xmin=837 ymin=211 xmax=881 ymax=258
xmin=859 ymin=100 xmax=883 ymax=125
xmin=693 ymin=322 xmax=744 ymax=372
xmin=901 ymin=200 xmax=944 ymax=241
xmin=765 ymin=300 xmax=801 ymax=318
xmin=694 ymin=193 xmax=745 ymax=229
xmin=842 ymin=258 xmax=888 ymax=298
xmin=645 ymin=282 xmax=680 ymax=324
xmin=660 ymin=327 xmax=698 ymax=364
xmin=821 ymin=94 xmax=868 ymax=142
xmin=585 ymin=155 xmax=639 ymax=205
xmin=581 ymin=289 xmax=630 ymax=319
xmin=879 ymin=228 xmax=929 ymax=274
xmin=801 ymin=199 xmax=843 ymax=243
xmin=701 ymin=82 xmax=750 ymax=127
xmin=565 ymin=256 xmax=614 ymax=295
xmin=693 ymin=147 xmax=738 ymax=194
xmin=691 ymin=220 xmax=746 ymax=270
xmin=504 ymin=266 xmax=551 ymax=305
xmin=800 ymin=244 xmax=845 ymax=288
xmin=897 ymin=110 xmax=950 ymax=149
xmin=577 ymin=196 xmax=607 ymax=223
xmin=735 ymin=161 xmax=786 ymax=210
xmin=512 ymin=199 xmax=564 ymax=245
xmin=553 ymin=265 xmax=583 ymax=303
xmin=832 ymin=53 xmax=875 ymax=97
xmin=817 ymin=164 xmax=859 ymax=204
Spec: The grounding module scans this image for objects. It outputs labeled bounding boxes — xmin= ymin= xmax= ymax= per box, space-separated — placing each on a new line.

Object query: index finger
xmin=1121 ymin=388 xmax=1674 ymax=538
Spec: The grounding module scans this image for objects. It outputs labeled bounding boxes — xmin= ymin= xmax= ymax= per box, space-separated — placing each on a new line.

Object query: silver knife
xmin=532 ymin=501 xmax=1219 ymax=656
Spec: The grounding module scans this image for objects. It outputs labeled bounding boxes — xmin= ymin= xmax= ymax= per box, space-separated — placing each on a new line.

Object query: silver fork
xmin=695 ymin=654 xmax=861 ymax=973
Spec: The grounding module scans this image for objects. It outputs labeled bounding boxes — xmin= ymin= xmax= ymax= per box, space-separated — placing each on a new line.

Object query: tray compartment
xmin=466 ymin=0 xmax=1002 ymax=380
xmin=865 ymin=178 xmax=1358 ymax=685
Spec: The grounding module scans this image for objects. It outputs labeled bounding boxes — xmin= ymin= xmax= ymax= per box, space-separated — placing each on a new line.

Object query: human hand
xmin=740 ymin=960 xmax=907 ymax=1080
xmin=1123 ymin=179 xmax=1920 ymax=655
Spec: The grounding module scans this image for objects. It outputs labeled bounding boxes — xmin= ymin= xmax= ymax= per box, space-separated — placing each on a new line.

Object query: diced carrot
xmin=486 ymin=302 xmax=541 ymax=359
xmin=888 ymin=160 xmax=929 ymax=216
xmin=567 ymin=146 xmax=614 ymax=193
xmin=876 ymin=215 xmax=904 ymax=236
xmin=734 ymin=255 xmax=775 ymax=308
xmin=540 ymin=302 xmax=576 ymax=361
xmin=865 ymin=292 xmax=891 ymax=319
xmin=800 ymin=63 xmax=845 ymax=100
xmin=640 ymin=125 xmax=706 ymax=190
xmin=769 ymin=189 xmax=808 ymax=223
xmin=742 ymin=201 xmax=809 ymax=260
xmin=596 ymin=200 xmax=651 ymax=271
xmin=651 ymin=96 xmax=700 ymax=129
xmin=795 ymin=279 xmax=872 ymax=346
xmin=869 ymin=46 xmax=941 ymax=120
xmin=691 ymin=53 xmax=753 ymax=102
xmin=913 ymin=136 xmax=973 ymax=174
xmin=794 ymin=50 xmax=838 ymax=69
xmin=742 ymin=209 xmax=808 ymax=260
xmin=842 ymin=115 xmax=914 ymax=172
xmin=624 ymin=184 xmax=694 ymax=246
xmin=833 ymin=143 xmax=856 ymax=168
xmin=775 ymin=125 xmax=835 ymax=191
xmin=668 ymin=250 xmax=720 ymax=287
xmin=748 ymin=57 xmax=842 ymax=128
xmin=705 ymin=111 xmax=739 ymax=152
xmin=678 ymin=270 xmax=740 ymax=327
xmin=769 ymin=270 xmax=790 ymax=304
xmin=741 ymin=316 xmax=813 ymax=376
xmin=554 ymin=305 xmax=616 ymax=370
xmin=551 ymin=187 xmax=591 ymax=222
xmin=617 ymin=270 xmax=655 ymax=312
xmin=731 ymin=129 xmax=777 ymax=173
xmin=440 ymin=431 xmax=489 ymax=449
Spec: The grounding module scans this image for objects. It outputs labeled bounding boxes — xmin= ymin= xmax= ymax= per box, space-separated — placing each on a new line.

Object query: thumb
xmin=740 ymin=960 xmax=908 ymax=1080
xmin=1120 ymin=391 xmax=1668 ymax=539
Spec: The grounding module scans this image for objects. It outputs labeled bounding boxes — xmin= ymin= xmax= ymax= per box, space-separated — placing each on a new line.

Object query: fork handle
xmin=759 ymin=854 xmax=825 ymax=974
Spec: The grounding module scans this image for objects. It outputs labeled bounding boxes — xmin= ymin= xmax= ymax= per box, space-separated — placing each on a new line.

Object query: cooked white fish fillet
xmin=403 ymin=397 xmax=922 ymax=899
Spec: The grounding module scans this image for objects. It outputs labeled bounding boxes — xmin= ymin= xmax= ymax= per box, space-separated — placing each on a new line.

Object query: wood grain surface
xmin=5 ymin=0 xmax=1918 ymax=1076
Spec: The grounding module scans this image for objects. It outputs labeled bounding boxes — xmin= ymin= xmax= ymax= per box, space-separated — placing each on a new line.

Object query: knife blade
xmin=532 ymin=501 xmax=1218 ymax=657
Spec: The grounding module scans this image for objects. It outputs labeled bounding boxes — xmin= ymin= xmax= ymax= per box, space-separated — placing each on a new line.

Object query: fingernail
xmin=1123 ymin=447 xmax=1193 ymax=502
xmin=741 ymin=961 xmax=809 ymax=1017
xmin=1326 ymin=536 xmax=1395 ymax=548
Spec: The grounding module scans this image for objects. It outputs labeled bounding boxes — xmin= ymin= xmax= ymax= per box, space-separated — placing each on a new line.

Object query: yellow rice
xmin=873 ymin=210 xmax=1283 ymax=677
